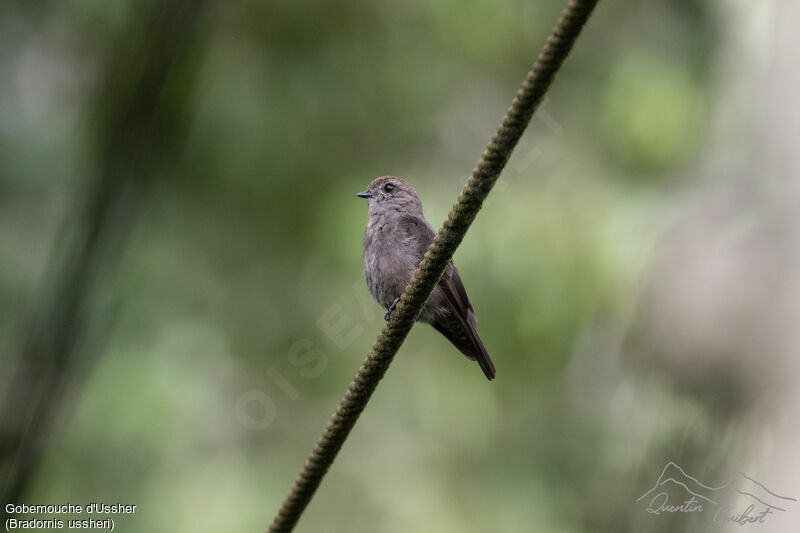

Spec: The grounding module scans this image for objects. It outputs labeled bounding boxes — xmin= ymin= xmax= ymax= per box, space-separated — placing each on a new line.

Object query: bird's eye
xmin=383 ymin=183 xmax=395 ymax=192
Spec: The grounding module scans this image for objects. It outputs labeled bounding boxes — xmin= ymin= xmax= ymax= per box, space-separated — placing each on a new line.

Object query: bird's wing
xmin=398 ymin=215 xmax=495 ymax=380
xmin=398 ymin=214 xmax=473 ymax=312
xmin=397 ymin=214 xmax=436 ymax=264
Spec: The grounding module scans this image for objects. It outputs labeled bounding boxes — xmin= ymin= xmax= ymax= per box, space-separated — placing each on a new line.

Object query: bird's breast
xmin=363 ymin=217 xmax=418 ymax=310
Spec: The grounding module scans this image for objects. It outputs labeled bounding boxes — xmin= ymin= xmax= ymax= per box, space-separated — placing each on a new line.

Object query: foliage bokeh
xmin=2 ymin=0 xmax=798 ymax=532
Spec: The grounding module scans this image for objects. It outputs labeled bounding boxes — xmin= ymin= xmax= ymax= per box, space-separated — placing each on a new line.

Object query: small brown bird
xmin=357 ymin=176 xmax=496 ymax=380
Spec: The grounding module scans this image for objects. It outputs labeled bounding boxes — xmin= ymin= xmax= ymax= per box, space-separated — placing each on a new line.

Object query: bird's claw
xmin=384 ymin=297 xmax=401 ymax=322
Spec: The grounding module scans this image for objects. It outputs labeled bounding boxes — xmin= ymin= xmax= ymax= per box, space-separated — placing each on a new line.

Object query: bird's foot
xmin=384 ymin=297 xmax=401 ymax=322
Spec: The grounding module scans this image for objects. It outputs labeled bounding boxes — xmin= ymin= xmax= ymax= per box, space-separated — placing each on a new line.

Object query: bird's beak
xmin=356 ymin=190 xmax=373 ymax=199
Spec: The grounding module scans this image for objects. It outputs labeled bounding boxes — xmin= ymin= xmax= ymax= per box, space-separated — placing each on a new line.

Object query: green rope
xmin=267 ymin=1 xmax=599 ymax=530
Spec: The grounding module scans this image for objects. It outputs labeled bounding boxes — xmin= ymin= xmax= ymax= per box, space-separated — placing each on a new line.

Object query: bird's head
xmin=357 ymin=176 xmax=423 ymax=216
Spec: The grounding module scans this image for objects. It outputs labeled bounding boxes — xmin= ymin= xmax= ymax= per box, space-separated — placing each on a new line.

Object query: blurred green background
xmin=2 ymin=0 xmax=799 ymax=531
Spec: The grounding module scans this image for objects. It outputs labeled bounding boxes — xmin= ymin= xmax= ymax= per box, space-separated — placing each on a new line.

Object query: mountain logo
xmin=636 ymin=461 xmax=797 ymax=526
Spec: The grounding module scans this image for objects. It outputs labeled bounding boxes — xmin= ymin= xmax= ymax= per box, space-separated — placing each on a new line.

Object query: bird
xmin=357 ymin=176 xmax=496 ymax=380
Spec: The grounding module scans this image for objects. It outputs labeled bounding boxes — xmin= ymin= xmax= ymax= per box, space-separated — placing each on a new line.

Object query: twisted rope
xmin=268 ymin=1 xmax=599 ymax=530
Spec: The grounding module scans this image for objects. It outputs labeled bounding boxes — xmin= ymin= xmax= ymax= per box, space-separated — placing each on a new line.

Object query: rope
xmin=267 ymin=1 xmax=599 ymax=530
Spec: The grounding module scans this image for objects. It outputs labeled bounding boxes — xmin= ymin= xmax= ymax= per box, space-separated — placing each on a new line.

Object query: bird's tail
xmin=430 ymin=308 xmax=497 ymax=380
xmin=466 ymin=312 xmax=496 ymax=380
